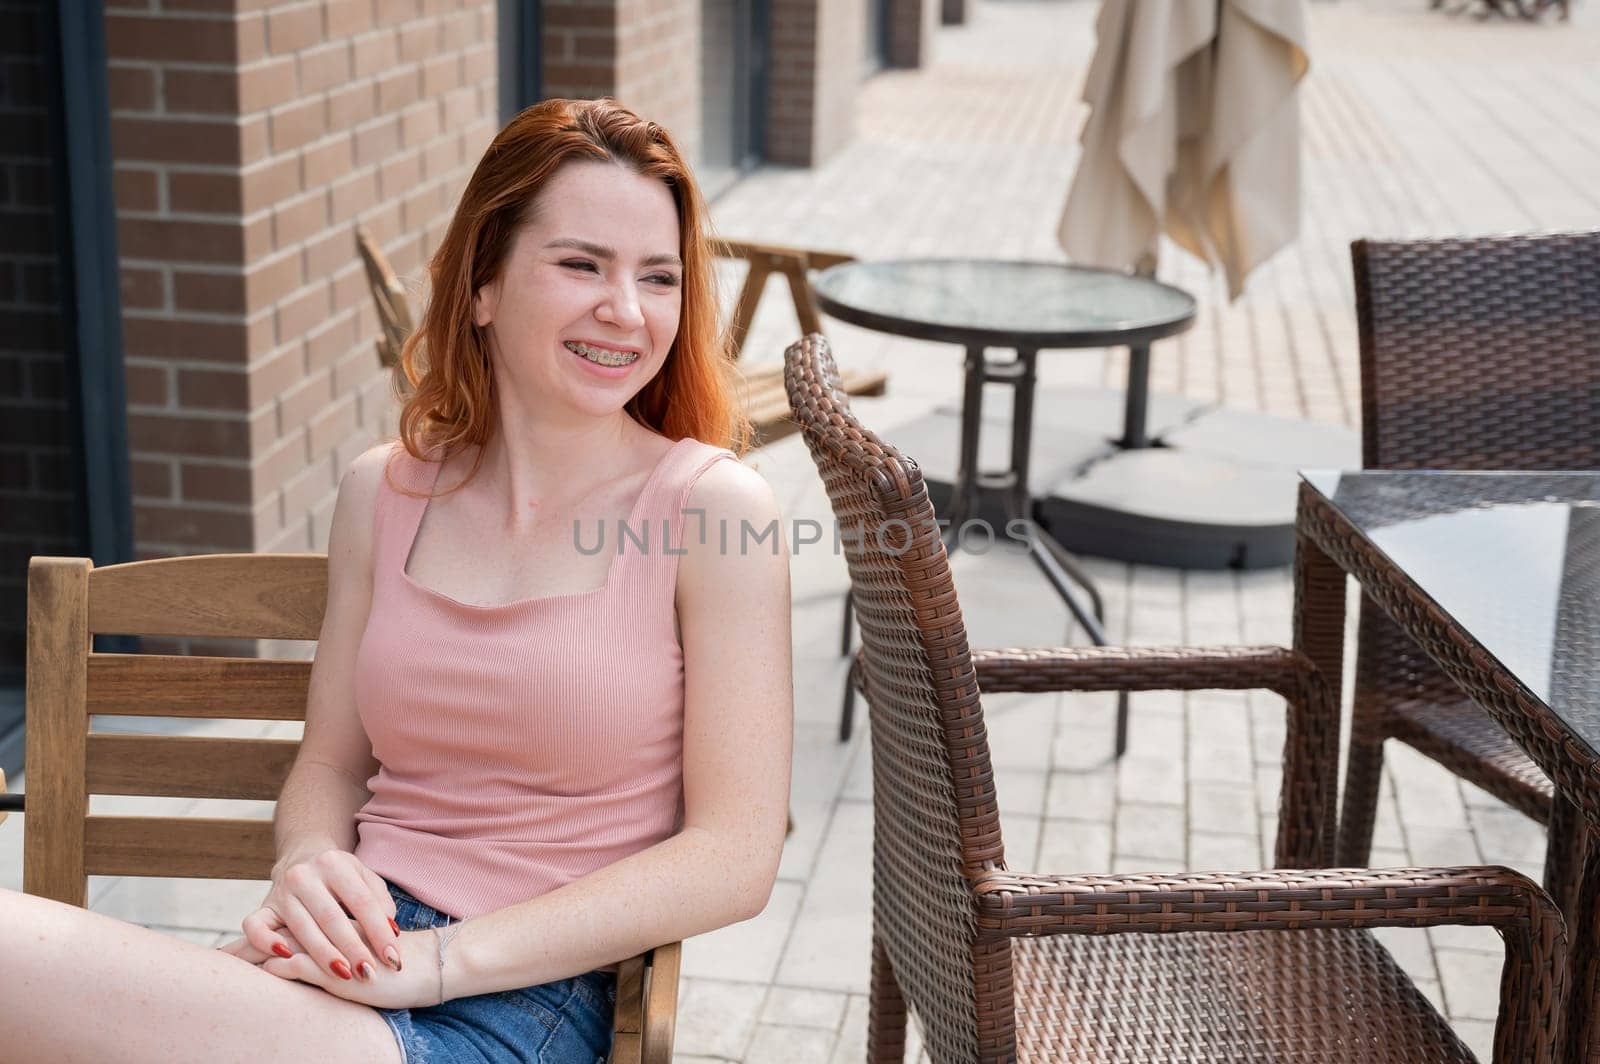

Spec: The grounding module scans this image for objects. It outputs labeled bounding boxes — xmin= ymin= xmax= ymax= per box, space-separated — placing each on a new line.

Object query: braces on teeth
xmin=568 ymin=342 xmax=639 ymax=367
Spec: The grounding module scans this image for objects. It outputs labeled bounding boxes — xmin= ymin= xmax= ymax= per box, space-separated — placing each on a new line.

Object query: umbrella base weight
xmin=913 ymin=393 xmax=1358 ymax=571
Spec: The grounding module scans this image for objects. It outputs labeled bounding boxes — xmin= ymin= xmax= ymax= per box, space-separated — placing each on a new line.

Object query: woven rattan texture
xmin=978 ymin=866 xmax=1564 ymax=1063
xmin=1352 ymin=232 xmax=1599 ymax=474
xmin=1013 ymin=931 xmax=1471 ymax=1062
xmin=1340 ymin=231 xmax=1600 ymax=874
xmin=785 ymin=334 xmax=995 ymax=1061
xmin=788 ymin=335 xmax=1567 ymax=1063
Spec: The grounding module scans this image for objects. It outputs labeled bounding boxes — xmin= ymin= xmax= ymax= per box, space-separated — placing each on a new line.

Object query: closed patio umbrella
xmin=1059 ymin=0 xmax=1310 ymax=299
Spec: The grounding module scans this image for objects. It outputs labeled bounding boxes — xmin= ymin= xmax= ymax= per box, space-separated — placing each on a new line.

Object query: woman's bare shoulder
xmin=327 ymin=441 xmax=404 ymax=569
xmin=683 ymin=454 xmax=780 ymax=525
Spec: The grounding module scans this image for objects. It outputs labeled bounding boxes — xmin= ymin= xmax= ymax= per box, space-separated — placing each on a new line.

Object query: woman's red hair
xmin=397 ymin=98 xmax=750 ymax=479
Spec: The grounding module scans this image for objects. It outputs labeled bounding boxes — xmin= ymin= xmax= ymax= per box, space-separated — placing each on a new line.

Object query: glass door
xmin=864 ymin=0 xmax=890 ymax=77
xmin=699 ymin=0 xmax=766 ymax=199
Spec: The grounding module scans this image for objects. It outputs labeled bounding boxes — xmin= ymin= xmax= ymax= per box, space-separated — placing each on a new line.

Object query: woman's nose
xmin=597 ymin=281 xmax=645 ymax=330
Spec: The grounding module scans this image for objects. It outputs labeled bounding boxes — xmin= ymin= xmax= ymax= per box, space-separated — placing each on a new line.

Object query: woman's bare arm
xmin=239 ymin=445 xmax=402 ymax=982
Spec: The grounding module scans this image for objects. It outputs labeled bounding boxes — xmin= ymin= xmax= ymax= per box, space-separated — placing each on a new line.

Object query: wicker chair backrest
xmin=784 ymin=334 xmax=1005 ymax=1064
xmin=1353 ymin=230 xmax=1600 ymax=472
xmin=1353 ymin=231 xmax=1600 ymax=732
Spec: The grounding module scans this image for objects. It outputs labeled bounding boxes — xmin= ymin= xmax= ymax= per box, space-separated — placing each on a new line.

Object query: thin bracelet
xmin=433 ymin=920 xmax=467 ymax=1005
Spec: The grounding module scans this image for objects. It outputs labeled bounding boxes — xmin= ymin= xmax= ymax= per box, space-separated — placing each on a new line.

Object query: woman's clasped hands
xmin=216 ymin=847 xmax=439 ymax=1009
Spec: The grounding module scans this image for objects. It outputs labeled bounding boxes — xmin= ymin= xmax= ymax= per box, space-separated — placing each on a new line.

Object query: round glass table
xmin=814 ymin=259 xmax=1198 ymax=749
xmin=813 ymin=259 xmax=1197 ymax=449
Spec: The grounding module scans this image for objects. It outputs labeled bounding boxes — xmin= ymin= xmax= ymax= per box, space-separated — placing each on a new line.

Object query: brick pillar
xmin=768 ymin=0 xmax=862 ymax=167
xmin=105 ymin=0 xmax=499 ymax=560
xmin=887 ymin=0 xmax=938 ymax=69
xmin=540 ymin=0 xmax=700 ymax=162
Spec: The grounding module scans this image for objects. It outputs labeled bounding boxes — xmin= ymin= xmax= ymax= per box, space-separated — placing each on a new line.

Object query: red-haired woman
xmin=1 ymin=98 xmax=794 ymax=1064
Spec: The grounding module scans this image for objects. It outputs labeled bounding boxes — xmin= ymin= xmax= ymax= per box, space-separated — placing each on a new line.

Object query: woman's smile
xmin=564 ymin=339 xmax=641 ymax=368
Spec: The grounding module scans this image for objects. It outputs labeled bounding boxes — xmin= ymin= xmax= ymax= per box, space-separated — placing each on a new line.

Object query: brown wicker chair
xmin=1338 ymin=232 xmax=1600 ymax=916
xmin=783 ymin=333 xmax=1566 ymax=1063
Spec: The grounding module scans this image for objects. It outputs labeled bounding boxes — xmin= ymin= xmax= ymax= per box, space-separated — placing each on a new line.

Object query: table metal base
xmin=837 ymin=346 xmax=1132 ymax=752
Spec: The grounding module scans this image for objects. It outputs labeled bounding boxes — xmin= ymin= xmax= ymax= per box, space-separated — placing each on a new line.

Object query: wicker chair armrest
xmin=973 ymin=865 xmax=1557 ymax=937
xmin=854 ymin=643 xmax=1336 ymax=864
xmin=969 ymin=645 xmax=1313 ymax=697
xmin=973 ymin=865 xmax=1565 ymax=1063
xmin=974 ymin=645 xmax=1336 ymax=866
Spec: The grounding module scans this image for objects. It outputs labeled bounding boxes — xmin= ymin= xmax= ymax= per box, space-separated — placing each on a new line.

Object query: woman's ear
xmin=472 ymin=281 xmax=497 ymax=328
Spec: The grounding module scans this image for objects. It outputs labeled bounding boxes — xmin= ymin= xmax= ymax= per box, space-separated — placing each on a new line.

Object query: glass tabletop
xmin=811 ymin=259 xmax=1197 ymax=348
xmin=1303 ymin=470 xmax=1600 ymax=749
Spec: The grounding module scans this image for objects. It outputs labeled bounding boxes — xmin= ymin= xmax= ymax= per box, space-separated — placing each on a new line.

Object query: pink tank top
xmin=353 ymin=436 xmax=739 ymax=919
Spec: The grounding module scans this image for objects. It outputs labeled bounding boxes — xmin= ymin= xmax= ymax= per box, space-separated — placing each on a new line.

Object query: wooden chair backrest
xmin=22 ymin=552 xmax=678 ymax=1064
xmin=23 ymin=554 xmax=325 ymax=905
xmin=356 ymin=228 xmax=415 ymax=377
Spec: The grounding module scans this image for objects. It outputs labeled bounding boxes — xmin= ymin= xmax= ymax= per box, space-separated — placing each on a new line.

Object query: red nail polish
xmin=357 ymin=961 xmax=375 ymax=980
xmin=388 ymin=917 xmax=400 ymax=935
xmin=272 ymin=943 xmax=293 ymax=959
xmin=331 ymin=959 xmax=353 ymax=980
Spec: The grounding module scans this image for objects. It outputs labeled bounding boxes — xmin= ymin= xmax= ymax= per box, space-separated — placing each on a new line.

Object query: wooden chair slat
xmin=87 ymin=554 xmax=327 ymax=639
xmin=86 ymin=735 xmax=299 ymax=800
xmin=642 ymin=941 xmax=681 ymax=1064
xmin=88 ymin=654 xmax=311 ymax=719
xmin=612 ymin=955 xmax=646 ymax=1064
xmin=84 ymin=816 xmax=276 ymax=879
xmin=24 ymin=557 xmax=92 ymax=907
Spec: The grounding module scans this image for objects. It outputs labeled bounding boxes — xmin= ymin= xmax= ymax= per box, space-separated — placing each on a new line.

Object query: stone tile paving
xmin=1 ymin=1 xmax=1596 ymax=1060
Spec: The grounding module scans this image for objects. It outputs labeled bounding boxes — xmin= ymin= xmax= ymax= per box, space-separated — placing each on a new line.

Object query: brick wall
xmin=767 ymin=0 xmax=864 ymax=167
xmin=104 ymin=0 xmax=499 ymax=562
xmin=0 ymin=2 xmax=83 ymax=680
xmin=616 ymin=0 xmax=698 ymax=161
xmin=540 ymin=0 xmax=700 ymax=162
xmin=542 ymin=0 xmax=617 ymax=102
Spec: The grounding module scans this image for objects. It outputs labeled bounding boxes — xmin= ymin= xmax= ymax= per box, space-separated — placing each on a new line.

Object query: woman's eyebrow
xmin=544 ymin=237 xmax=682 ymax=268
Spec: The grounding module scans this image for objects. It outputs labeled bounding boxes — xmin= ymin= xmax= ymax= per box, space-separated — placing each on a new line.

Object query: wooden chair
xmin=783 ymin=333 xmax=1566 ymax=1063
xmin=356 ymin=228 xmax=414 ymax=383
xmin=1339 ymin=232 xmax=1600 ymax=918
xmin=716 ymin=239 xmax=888 ymax=444
xmin=12 ymin=553 xmax=678 ymax=1064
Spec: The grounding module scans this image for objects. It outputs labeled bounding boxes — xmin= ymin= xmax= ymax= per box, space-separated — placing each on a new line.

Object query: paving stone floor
xmin=2 ymin=0 xmax=1597 ymax=1060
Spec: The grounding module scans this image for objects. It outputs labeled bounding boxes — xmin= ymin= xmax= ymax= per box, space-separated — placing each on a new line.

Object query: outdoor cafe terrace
xmin=3 ymin=0 xmax=1598 ymax=1061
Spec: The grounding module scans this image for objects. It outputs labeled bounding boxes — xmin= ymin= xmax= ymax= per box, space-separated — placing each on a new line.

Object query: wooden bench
xmin=716 ymin=239 xmax=889 ymax=444
xmin=12 ymin=553 xmax=678 ymax=1064
xmin=355 ymin=230 xmax=889 ymax=446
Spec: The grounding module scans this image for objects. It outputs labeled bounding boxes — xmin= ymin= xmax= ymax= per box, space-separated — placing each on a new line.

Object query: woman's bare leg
xmin=0 ymin=887 xmax=403 ymax=1064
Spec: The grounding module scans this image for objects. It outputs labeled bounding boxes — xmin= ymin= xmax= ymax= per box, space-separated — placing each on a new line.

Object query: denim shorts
xmin=376 ymin=883 xmax=616 ymax=1064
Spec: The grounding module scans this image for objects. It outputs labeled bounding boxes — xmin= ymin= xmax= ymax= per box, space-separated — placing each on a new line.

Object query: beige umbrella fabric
xmin=1058 ymin=0 xmax=1310 ymax=299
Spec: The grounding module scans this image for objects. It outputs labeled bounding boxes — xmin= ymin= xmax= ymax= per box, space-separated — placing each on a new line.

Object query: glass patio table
xmin=1293 ymin=469 xmax=1600 ymax=1063
xmin=814 ymin=259 xmax=1196 ymax=748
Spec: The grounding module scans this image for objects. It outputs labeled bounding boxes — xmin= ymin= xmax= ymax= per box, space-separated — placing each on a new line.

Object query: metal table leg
xmin=840 ymin=345 xmax=1131 ymax=754
xmin=1004 ymin=347 xmax=1128 ymax=756
xmin=1118 ymin=342 xmax=1153 ymax=450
